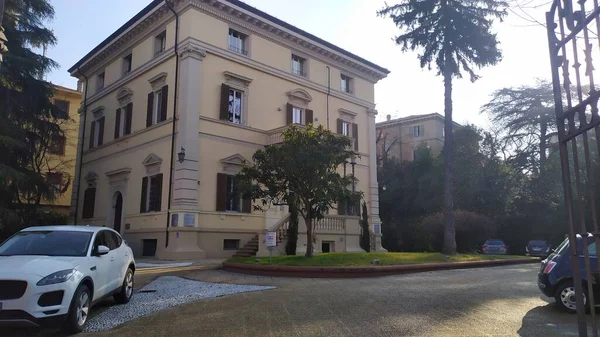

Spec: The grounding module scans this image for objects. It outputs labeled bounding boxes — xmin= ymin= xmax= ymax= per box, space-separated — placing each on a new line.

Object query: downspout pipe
xmin=326 ymin=66 xmax=330 ymax=129
xmin=165 ymin=0 xmax=179 ymax=248
xmin=73 ymin=67 xmax=89 ymax=225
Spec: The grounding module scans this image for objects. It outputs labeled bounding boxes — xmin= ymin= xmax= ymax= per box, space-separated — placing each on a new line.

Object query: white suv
xmin=0 ymin=226 xmax=135 ymax=333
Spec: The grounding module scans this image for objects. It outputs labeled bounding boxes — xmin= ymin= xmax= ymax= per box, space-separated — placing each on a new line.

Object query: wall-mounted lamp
xmin=177 ymin=147 xmax=186 ymax=163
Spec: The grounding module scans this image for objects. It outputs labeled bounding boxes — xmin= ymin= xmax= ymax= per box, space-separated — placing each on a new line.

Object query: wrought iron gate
xmin=547 ymin=0 xmax=600 ymax=335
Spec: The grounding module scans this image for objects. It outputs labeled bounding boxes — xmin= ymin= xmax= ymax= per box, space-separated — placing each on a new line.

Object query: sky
xmin=46 ymin=0 xmax=551 ymax=127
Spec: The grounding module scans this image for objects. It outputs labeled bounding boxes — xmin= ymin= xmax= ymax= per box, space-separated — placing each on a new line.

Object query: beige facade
xmin=376 ymin=113 xmax=454 ymax=162
xmin=68 ymin=0 xmax=388 ymax=259
xmin=39 ymin=85 xmax=82 ymax=214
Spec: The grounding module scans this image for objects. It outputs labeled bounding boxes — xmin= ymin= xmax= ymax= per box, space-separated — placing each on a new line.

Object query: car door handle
xmin=110 ymin=257 xmax=115 ymax=261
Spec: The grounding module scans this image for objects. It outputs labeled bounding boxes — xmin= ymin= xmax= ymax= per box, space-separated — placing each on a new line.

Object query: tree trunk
xmin=442 ymin=71 xmax=457 ymax=255
xmin=305 ymin=214 xmax=314 ymax=257
xmin=539 ymin=115 xmax=548 ymax=170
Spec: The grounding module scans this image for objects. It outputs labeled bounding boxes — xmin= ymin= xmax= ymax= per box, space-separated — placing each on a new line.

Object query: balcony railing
xmin=266 ymin=124 xmax=306 ymax=145
xmin=314 ymin=216 xmax=346 ymax=233
xmin=228 ymin=44 xmax=248 ymax=56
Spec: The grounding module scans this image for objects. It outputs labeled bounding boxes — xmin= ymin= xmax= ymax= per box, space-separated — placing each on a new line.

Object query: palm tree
xmin=378 ymin=0 xmax=507 ymax=254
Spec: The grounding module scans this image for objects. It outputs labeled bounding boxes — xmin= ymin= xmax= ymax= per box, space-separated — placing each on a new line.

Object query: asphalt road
xmin=8 ymin=264 xmax=599 ymax=337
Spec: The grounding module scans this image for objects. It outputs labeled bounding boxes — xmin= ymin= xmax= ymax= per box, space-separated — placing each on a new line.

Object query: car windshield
xmin=486 ymin=240 xmax=504 ymax=245
xmin=0 ymin=230 xmax=93 ymax=257
xmin=529 ymin=240 xmax=547 ymax=246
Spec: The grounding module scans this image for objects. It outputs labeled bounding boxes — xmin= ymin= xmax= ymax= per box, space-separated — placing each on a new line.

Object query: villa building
xmin=68 ymin=0 xmax=388 ymax=259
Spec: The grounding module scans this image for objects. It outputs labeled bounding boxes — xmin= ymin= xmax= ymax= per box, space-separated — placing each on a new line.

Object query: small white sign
xmin=266 ymin=231 xmax=277 ymax=247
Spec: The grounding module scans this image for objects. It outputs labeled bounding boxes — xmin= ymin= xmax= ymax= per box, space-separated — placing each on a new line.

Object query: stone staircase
xmin=233 ymin=235 xmax=259 ymax=257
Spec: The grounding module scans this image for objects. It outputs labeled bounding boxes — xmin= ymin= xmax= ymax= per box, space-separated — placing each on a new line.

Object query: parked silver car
xmin=482 ymin=239 xmax=507 ymax=255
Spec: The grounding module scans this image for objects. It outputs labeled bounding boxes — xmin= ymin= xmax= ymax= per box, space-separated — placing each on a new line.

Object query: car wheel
xmin=554 ymin=281 xmax=588 ymax=313
xmin=114 ymin=268 xmax=134 ymax=304
xmin=63 ymin=284 xmax=91 ymax=334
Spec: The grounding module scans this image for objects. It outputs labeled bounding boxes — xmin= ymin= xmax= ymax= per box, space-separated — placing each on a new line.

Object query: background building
xmin=376 ymin=113 xmax=459 ymax=162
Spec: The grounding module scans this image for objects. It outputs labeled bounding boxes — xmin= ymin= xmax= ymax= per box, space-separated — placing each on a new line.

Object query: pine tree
xmin=0 ymin=0 xmax=61 ymax=234
xmin=378 ymin=0 xmax=507 ymax=254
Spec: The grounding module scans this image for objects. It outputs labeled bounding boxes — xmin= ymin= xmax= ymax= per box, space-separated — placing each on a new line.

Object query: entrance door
xmin=113 ymin=192 xmax=123 ymax=233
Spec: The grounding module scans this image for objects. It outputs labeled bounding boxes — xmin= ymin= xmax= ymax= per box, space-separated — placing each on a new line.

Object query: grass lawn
xmin=227 ymin=252 xmax=530 ymax=267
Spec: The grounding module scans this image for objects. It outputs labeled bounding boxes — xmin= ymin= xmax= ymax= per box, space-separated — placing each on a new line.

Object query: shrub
xmin=422 ymin=210 xmax=497 ymax=253
xmin=360 ymin=201 xmax=370 ymax=252
xmin=285 ymin=202 xmax=299 ymax=255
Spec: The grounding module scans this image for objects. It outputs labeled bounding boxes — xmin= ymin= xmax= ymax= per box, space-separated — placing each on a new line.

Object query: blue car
xmin=538 ymin=233 xmax=599 ymax=312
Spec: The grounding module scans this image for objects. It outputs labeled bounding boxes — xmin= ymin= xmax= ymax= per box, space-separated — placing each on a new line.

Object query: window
xmin=226 ymin=175 xmax=242 ymax=212
xmin=123 ymin=53 xmax=132 ymax=75
xmin=96 ymin=72 xmax=105 ymax=92
xmin=342 ymin=121 xmax=350 ymax=136
xmin=140 ymin=174 xmax=163 ymax=213
xmin=142 ymin=239 xmax=158 ymax=257
xmin=146 ymin=86 xmax=168 ymax=127
xmin=412 ymin=125 xmax=422 ymax=137
xmin=223 ymin=239 xmax=240 ymax=250
xmin=413 ymin=149 xmax=418 ymax=160
xmin=114 ymin=103 xmax=133 ymax=139
xmin=54 ymin=100 xmax=69 ymax=119
xmin=228 ymin=29 xmax=247 ymax=55
xmin=292 ymin=107 xmax=303 ymax=124
xmin=228 ymin=88 xmax=243 ymax=124
xmin=442 ymin=127 xmax=445 ymax=138
xmin=588 ymin=242 xmax=597 ymax=256
xmin=216 ymin=173 xmax=251 ymax=213
xmin=291 ymin=54 xmax=306 ymax=77
xmin=82 ymin=187 xmax=96 ymax=219
xmin=155 ymin=31 xmax=166 ymax=56
xmin=47 ymin=172 xmax=63 ymax=192
xmin=48 ymin=135 xmax=66 ymax=155
xmin=341 ymin=74 xmax=352 ymax=94
xmin=89 ymin=115 xmax=105 ymax=149
xmin=0 ymin=231 xmax=93 ymax=257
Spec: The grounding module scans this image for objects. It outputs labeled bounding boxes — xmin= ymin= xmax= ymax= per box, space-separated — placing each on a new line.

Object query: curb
xmin=222 ymin=258 xmax=540 ymax=278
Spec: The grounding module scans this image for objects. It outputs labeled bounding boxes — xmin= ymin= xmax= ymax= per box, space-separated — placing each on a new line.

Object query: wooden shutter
xmin=154 ymin=173 xmax=163 ymax=212
xmin=216 ymin=173 xmax=228 ymax=211
xmin=125 ymin=103 xmax=133 ymax=135
xmin=82 ymin=188 xmax=96 ymax=219
xmin=140 ymin=177 xmax=148 ymax=213
xmin=420 ymin=124 xmax=424 ymax=137
xmin=305 ymin=109 xmax=313 ymax=125
xmin=352 ymin=123 xmax=359 ymax=151
xmin=286 ymin=103 xmax=293 ymax=125
xmin=337 ymin=201 xmax=346 ymax=215
xmin=89 ymin=121 xmax=96 ymax=149
xmin=242 ymin=197 xmax=251 ymax=213
xmin=114 ymin=108 xmax=121 ymax=139
xmin=97 ymin=117 xmax=105 ymax=146
xmin=220 ymin=84 xmax=230 ymax=120
xmin=160 ymin=85 xmax=168 ymax=122
xmin=337 ymin=118 xmax=343 ymax=134
xmin=146 ymin=92 xmax=154 ymax=127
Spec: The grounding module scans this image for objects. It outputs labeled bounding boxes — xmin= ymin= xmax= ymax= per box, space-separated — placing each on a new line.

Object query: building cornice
xmin=69 ymin=0 xmax=388 ymax=82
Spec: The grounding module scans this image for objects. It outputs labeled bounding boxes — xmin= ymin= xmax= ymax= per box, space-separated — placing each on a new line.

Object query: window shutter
xmin=82 ymin=188 xmax=96 ymax=219
xmin=420 ymin=124 xmax=424 ymax=136
xmin=146 ymin=92 xmax=154 ymax=127
xmin=125 ymin=103 xmax=133 ymax=135
xmin=97 ymin=117 xmax=105 ymax=146
xmin=352 ymin=123 xmax=359 ymax=151
xmin=114 ymin=108 xmax=121 ymax=139
xmin=216 ymin=173 xmax=228 ymax=211
xmin=286 ymin=103 xmax=293 ymax=125
xmin=220 ymin=84 xmax=230 ymax=120
xmin=337 ymin=201 xmax=346 ymax=215
xmin=242 ymin=196 xmax=251 ymax=213
xmin=140 ymin=177 xmax=148 ymax=213
xmin=154 ymin=173 xmax=163 ymax=212
xmin=337 ymin=118 xmax=343 ymax=134
xmin=89 ymin=121 xmax=96 ymax=149
xmin=305 ymin=109 xmax=313 ymax=125
xmin=160 ymin=85 xmax=168 ymax=122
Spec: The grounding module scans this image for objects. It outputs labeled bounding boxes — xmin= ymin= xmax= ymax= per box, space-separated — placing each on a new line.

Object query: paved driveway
xmin=7 ymin=264 xmax=599 ymax=337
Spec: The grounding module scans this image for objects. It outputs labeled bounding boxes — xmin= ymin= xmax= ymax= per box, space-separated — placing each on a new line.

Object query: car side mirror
xmin=97 ymin=245 xmax=110 ymax=256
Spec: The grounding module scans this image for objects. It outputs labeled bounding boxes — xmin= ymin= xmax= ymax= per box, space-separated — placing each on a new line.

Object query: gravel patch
xmin=84 ymin=276 xmax=276 ymax=332
xmin=136 ymin=262 xmax=193 ymax=268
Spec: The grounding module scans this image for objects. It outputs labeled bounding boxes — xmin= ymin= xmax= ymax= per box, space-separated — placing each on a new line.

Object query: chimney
xmin=386 ymin=114 xmax=391 ymax=121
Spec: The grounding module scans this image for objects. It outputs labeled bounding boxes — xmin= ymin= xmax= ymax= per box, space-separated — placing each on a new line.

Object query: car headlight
xmin=37 ymin=269 xmax=76 ymax=286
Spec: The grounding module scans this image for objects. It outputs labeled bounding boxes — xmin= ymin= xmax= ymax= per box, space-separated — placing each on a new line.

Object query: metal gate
xmin=547 ymin=0 xmax=600 ymax=335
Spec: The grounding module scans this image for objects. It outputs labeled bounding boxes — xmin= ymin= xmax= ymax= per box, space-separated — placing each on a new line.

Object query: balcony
xmin=266 ymin=124 xmax=305 ymax=145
